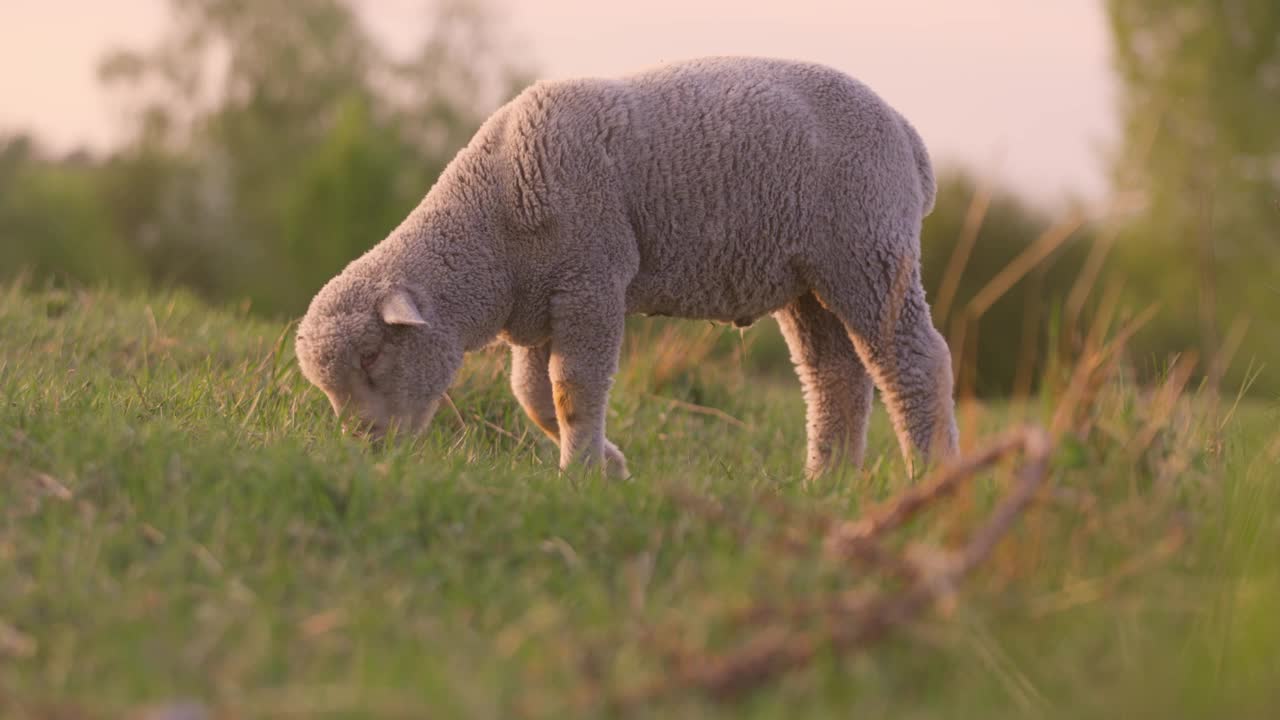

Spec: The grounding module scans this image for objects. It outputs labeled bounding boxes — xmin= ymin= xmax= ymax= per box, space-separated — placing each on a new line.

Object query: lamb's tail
xmin=898 ymin=115 xmax=936 ymax=216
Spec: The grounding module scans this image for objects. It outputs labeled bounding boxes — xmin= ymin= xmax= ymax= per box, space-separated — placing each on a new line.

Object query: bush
xmin=0 ymin=137 xmax=146 ymax=290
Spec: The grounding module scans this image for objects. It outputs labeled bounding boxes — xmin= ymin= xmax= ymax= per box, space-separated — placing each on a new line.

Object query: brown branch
xmin=603 ymin=426 xmax=1055 ymax=710
xmin=824 ymin=428 xmax=1039 ymax=552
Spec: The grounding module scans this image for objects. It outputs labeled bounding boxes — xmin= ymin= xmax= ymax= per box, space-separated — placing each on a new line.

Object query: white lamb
xmin=295 ymin=56 xmax=959 ymax=477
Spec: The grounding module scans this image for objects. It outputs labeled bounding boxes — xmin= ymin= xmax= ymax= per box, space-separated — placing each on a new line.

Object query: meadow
xmin=1 ymin=281 xmax=1277 ymax=719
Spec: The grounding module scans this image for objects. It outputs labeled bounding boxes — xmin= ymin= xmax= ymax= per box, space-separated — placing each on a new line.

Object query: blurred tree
xmin=0 ymin=136 xmax=146 ymax=288
xmin=96 ymin=0 xmax=527 ymax=314
xmin=1107 ymin=0 xmax=1279 ymax=393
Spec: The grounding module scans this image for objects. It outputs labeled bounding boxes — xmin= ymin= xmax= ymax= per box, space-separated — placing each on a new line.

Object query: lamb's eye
xmin=360 ymin=350 xmax=380 ymax=373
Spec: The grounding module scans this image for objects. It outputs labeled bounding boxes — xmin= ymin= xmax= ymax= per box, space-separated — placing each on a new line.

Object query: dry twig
xmin=598 ymin=426 xmax=1054 ymax=710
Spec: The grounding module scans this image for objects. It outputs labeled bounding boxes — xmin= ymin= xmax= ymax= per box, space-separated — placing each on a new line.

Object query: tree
xmin=97 ymin=0 xmax=527 ymax=314
xmin=0 ymin=136 xmax=146 ymax=289
xmin=1107 ymin=0 xmax=1279 ymax=393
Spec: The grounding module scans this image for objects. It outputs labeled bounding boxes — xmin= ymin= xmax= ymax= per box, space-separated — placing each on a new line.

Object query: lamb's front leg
xmin=511 ymin=343 xmax=563 ymax=443
xmin=510 ymin=342 xmax=627 ymax=475
xmin=548 ymin=285 xmax=628 ymax=477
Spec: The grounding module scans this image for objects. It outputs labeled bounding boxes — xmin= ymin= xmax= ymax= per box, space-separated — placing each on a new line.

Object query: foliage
xmin=2 ymin=0 xmax=527 ymax=316
xmin=1107 ymin=0 xmax=1280 ymax=396
xmin=0 ymin=137 xmax=146 ymax=289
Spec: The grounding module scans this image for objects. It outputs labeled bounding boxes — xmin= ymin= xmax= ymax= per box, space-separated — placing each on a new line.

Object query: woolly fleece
xmin=295 ymin=56 xmax=959 ymax=477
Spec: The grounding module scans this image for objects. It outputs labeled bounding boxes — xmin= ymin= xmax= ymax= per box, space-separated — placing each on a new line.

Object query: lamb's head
xmin=295 ymin=275 xmax=462 ymax=441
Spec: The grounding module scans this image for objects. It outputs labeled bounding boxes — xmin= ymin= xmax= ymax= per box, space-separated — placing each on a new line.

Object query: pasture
xmin=2 ymin=283 xmax=1277 ymax=718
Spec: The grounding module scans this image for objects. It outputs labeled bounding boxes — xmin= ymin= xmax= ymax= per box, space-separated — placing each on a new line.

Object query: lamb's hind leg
xmin=775 ymin=292 xmax=875 ymax=477
xmin=510 ymin=342 xmax=627 ymax=474
xmin=813 ymin=248 xmax=959 ymax=473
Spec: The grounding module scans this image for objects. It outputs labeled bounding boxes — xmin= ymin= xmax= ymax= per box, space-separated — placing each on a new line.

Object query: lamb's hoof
xmin=604 ymin=440 xmax=629 ymax=479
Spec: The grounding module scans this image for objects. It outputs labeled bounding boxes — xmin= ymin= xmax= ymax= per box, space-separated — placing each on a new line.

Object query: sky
xmin=0 ymin=0 xmax=1117 ymax=203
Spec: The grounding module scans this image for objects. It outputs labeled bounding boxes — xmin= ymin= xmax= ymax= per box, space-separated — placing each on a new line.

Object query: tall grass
xmin=1 ymin=271 xmax=1276 ymax=718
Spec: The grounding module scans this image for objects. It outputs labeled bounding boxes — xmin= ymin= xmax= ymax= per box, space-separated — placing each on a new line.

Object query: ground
xmin=1 ymin=285 xmax=1277 ymax=719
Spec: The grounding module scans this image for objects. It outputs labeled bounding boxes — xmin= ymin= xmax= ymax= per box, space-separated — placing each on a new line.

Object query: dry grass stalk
xmin=934 ymin=180 xmax=994 ymax=326
xmin=643 ymin=393 xmax=750 ymax=430
xmin=1049 ymin=302 xmax=1158 ymax=437
xmin=968 ymin=213 xmax=1084 ymax=320
xmin=599 ymin=426 xmax=1054 ymax=711
xmin=1028 ymin=523 xmax=1187 ymax=617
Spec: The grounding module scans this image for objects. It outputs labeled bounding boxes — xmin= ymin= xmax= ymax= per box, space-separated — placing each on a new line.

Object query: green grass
xmin=2 ymin=285 xmax=1278 ymax=719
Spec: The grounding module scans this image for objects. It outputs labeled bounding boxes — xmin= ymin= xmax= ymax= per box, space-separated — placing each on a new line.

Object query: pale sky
xmin=0 ymin=0 xmax=1116 ymax=202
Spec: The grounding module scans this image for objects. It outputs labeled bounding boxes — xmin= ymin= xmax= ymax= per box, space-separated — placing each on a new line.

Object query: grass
xmin=1 ymin=283 xmax=1278 ymax=719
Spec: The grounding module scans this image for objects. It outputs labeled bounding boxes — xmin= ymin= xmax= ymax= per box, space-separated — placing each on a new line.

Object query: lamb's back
xmin=464 ymin=58 xmax=928 ymax=322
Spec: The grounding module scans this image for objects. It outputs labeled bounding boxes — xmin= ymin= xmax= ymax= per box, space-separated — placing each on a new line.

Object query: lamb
xmin=295 ymin=56 xmax=959 ymax=478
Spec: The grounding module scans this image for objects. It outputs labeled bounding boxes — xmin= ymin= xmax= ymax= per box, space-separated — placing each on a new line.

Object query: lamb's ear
xmin=379 ymin=288 xmax=428 ymax=327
